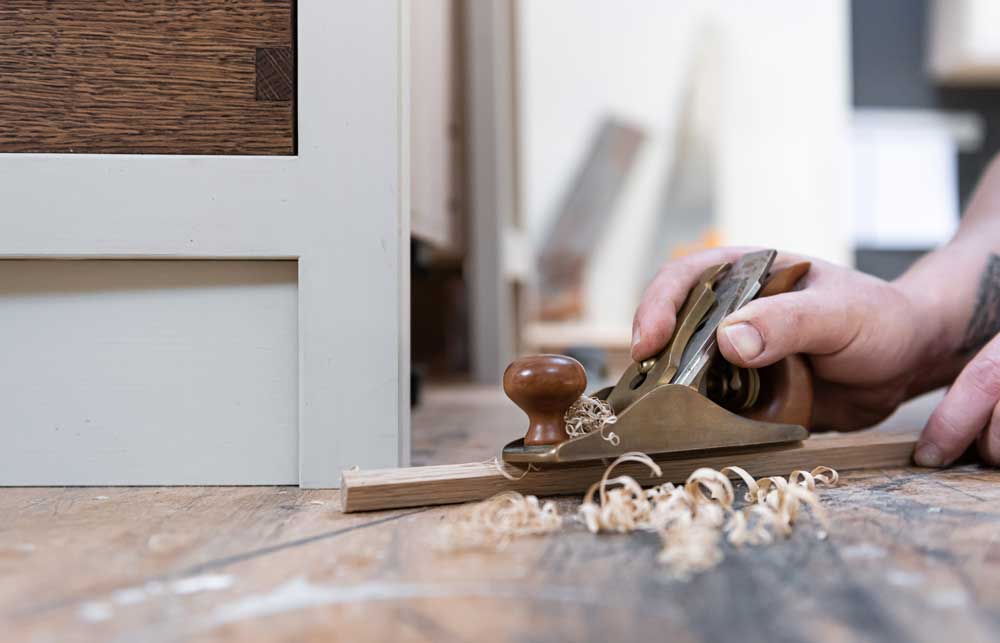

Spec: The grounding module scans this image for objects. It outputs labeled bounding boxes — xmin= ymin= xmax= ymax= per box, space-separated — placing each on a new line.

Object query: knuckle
xmin=927 ymin=407 xmax=971 ymax=446
xmin=756 ymin=297 xmax=805 ymax=349
xmin=963 ymin=352 xmax=1000 ymax=400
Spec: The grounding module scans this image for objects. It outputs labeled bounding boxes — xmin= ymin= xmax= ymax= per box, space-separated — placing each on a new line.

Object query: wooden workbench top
xmin=3 ymin=385 xmax=999 ymax=642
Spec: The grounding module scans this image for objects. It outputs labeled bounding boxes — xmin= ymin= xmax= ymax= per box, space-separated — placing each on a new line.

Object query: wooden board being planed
xmin=341 ymin=432 xmax=918 ymax=512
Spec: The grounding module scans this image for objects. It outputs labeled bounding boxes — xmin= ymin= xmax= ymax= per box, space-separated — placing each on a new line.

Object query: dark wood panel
xmin=0 ymin=0 xmax=294 ymax=155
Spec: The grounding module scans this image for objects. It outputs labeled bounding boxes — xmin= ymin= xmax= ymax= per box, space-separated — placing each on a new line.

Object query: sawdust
xmin=449 ymin=451 xmax=839 ymax=579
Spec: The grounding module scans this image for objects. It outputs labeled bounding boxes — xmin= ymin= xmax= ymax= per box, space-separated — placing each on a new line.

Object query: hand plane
xmin=502 ymin=249 xmax=814 ymax=465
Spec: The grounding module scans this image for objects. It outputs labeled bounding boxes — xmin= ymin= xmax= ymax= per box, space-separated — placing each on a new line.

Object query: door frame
xmin=0 ymin=0 xmax=410 ymax=487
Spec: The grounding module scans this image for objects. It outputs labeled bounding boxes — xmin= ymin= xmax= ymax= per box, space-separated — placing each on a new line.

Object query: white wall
xmin=518 ymin=0 xmax=851 ymax=330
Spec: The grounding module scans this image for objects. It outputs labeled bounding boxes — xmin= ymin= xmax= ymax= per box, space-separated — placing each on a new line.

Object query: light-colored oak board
xmin=341 ymin=432 xmax=918 ymax=512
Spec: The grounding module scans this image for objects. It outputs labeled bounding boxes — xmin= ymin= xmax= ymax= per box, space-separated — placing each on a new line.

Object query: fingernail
xmin=914 ymin=442 xmax=944 ymax=467
xmin=723 ymin=322 xmax=763 ymax=362
xmin=632 ymin=325 xmax=641 ymax=348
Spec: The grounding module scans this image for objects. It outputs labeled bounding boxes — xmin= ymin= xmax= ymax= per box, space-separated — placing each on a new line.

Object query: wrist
xmin=893 ymin=241 xmax=978 ymax=389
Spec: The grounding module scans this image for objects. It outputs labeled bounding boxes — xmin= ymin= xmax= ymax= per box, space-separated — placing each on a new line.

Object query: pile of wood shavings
xmin=446 ymin=451 xmax=838 ymax=579
xmin=438 ymin=491 xmax=562 ymax=550
xmin=579 ymin=452 xmax=838 ymax=577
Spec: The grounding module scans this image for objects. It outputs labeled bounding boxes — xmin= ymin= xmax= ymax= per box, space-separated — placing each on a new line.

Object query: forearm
xmin=894 ymin=156 xmax=1000 ymax=392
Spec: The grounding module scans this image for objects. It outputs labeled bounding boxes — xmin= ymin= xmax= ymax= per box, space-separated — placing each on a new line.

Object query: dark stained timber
xmin=255 ymin=47 xmax=294 ymax=102
xmin=0 ymin=0 xmax=295 ymax=155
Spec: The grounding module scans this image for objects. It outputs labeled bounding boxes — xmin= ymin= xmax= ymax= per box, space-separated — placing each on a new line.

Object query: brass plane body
xmin=501 ymin=250 xmax=811 ymax=466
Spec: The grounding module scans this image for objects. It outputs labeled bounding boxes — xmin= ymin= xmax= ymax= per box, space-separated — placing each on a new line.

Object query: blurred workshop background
xmin=409 ymin=0 xmax=1000 ymax=401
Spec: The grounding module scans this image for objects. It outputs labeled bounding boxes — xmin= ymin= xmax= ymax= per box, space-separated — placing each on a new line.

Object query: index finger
xmin=631 ymin=247 xmax=751 ymax=361
xmin=917 ymin=333 xmax=1000 ymax=466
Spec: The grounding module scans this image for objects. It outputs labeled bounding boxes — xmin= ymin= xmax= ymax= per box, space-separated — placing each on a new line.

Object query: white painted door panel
xmin=0 ymin=261 xmax=298 ymax=485
xmin=0 ymin=1 xmax=409 ymax=486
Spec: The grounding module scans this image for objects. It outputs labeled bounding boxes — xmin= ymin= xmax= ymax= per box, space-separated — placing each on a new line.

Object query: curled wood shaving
xmin=485 ymin=396 xmax=619 ymax=485
xmin=577 ymin=459 xmax=839 ymax=577
xmin=579 ymin=452 xmax=662 ymax=532
xmin=490 ymin=457 xmax=538 ymax=481
xmin=725 ymin=466 xmax=836 ymax=546
xmin=444 ymin=454 xmax=839 ymax=580
xmin=439 ymin=491 xmax=562 ymax=550
xmin=564 ymin=395 xmax=620 ymax=446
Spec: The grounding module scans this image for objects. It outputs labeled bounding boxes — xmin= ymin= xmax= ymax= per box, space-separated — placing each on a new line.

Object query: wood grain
xmin=0 ymin=0 xmax=294 ymax=154
xmin=255 ymin=47 xmax=294 ymax=102
xmin=3 ymin=383 xmax=1000 ymax=641
xmin=341 ymin=432 xmax=918 ymax=512
xmin=4 ymin=467 xmax=1000 ymax=641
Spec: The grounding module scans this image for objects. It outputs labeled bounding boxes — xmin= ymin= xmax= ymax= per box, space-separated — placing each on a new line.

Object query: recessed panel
xmin=0 ymin=260 xmax=298 ymax=484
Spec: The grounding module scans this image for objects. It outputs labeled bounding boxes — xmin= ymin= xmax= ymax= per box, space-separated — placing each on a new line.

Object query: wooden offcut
xmin=0 ymin=0 xmax=294 ymax=155
xmin=341 ymin=432 xmax=918 ymax=512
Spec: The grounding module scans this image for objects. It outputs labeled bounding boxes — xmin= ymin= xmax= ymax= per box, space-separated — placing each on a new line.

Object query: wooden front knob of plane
xmin=503 ymin=354 xmax=586 ymax=445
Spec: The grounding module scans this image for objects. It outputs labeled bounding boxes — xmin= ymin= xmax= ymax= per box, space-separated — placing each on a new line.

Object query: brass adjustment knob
xmin=503 ymin=354 xmax=587 ymax=445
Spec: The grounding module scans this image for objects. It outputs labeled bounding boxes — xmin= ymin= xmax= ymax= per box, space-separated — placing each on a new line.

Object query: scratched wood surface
xmin=3 ymin=385 xmax=1000 ymax=642
xmin=0 ymin=0 xmax=294 ymax=155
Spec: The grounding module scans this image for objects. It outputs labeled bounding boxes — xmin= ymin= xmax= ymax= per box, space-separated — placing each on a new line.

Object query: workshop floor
xmin=3 ymin=385 xmax=1000 ymax=642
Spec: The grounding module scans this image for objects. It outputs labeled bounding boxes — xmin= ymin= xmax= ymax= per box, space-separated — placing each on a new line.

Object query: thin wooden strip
xmin=341 ymin=432 xmax=917 ymax=512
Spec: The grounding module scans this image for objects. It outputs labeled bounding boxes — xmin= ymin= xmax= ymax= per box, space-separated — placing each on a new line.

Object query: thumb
xmin=716 ymin=291 xmax=860 ymax=368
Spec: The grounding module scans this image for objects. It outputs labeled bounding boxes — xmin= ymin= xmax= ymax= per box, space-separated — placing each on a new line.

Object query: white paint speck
xmin=308 ymin=500 xmax=325 ymax=505
xmin=926 ymin=506 xmax=942 ymax=513
xmin=78 ymin=601 xmax=113 ymax=623
xmin=886 ymin=569 xmax=925 ymax=588
xmin=841 ymin=543 xmax=887 ymax=560
xmin=929 ymin=588 xmax=969 ymax=609
xmin=207 ymin=577 xmax=608 ymax=628
xmin=76 ymin=574 xmax=234 ymax=623
xmin=93 ymin=496 xmax=110 ymax=501
xmin=111 ymin=587 xmax=149 ymax=606
xmin=171 ymin=574 xmax=234 ymax=595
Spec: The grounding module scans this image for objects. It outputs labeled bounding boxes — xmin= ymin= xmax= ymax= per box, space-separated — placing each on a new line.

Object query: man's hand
xmin=917 ymin=335 xmax=1000 ymax=466
xmin=913 ymin=250 xmax=1000 ymax=467
xmin=633 ymin=156 xmax=1000 ymax=467
xmin=632 ymin=248 xmax=942 ymax=433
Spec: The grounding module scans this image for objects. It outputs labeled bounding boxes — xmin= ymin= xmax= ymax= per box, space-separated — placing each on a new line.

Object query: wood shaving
xmin=579 ymin=458 xmax=838 ymax=577
xmin=490 ymin=457 xmax=538 ymax=481
xmin=564 ymin=395 xmax=620 ymax=445
xmin=447 ymin=451 xmax=838 ymax=579
xmin=438 ymin=491 xmax=562 ymax=550
xmin=487 ymin=395 xmax=618 ymax=483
